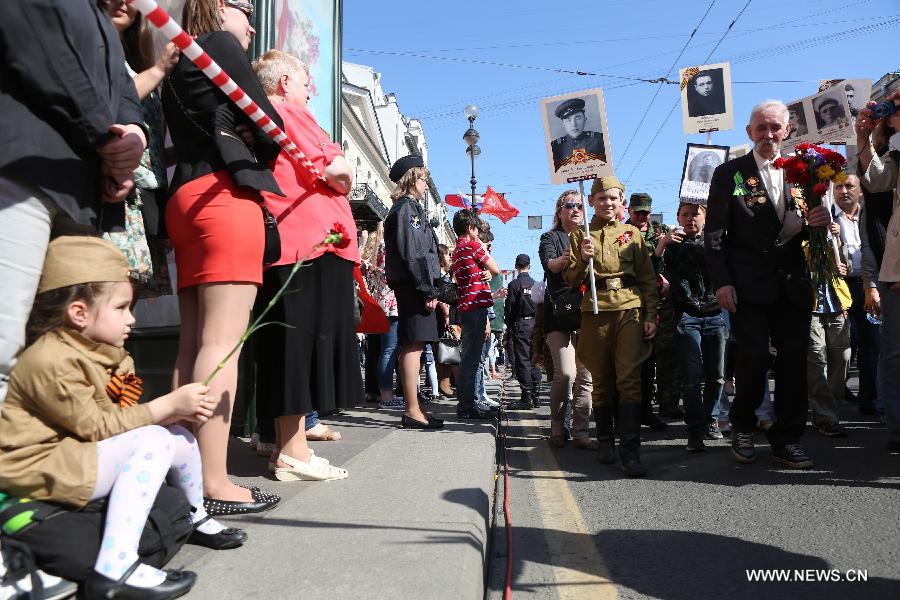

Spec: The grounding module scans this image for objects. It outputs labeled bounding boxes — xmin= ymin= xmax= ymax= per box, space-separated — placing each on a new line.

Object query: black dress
xmin=383 ymin=196 xmax=441 ymax=344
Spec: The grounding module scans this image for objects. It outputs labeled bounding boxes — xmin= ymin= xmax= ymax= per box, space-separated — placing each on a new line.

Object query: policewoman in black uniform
xmin=383 ymin=155 xmax=444 ymax=430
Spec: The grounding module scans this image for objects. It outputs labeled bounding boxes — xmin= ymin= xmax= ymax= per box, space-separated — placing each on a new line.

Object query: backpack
xmin=0 ymin=484 xmax=193 ymax=584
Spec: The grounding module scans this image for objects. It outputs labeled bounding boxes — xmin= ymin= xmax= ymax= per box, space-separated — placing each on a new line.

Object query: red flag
xmin=444 ymin=193 xmax=482 ymax=208
xmin=479 ymin=186 xmax=519 ymax=224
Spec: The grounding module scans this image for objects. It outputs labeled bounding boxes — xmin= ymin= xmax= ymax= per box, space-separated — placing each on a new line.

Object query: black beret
xmin=389 ymin=154 xmax=425 ymax=183
xmin=555 ymin=98 xmax=586 ymax=119
xmin=515 ymin=253 xmax=530 ymax=268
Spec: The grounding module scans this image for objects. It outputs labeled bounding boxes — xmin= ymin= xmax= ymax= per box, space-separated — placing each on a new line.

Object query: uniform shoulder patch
xmin=409 ymin=213 xmax=421 ymax=229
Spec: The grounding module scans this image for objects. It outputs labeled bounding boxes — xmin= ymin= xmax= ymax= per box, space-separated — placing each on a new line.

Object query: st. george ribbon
xmin=128 ymin=0 xmax=326 ymax=185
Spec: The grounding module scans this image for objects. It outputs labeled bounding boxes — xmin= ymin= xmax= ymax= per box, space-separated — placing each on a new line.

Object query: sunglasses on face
xmin=224 ymin=0 xmax=254 ymax=23
xmin=563 ymin=202 xmax=583 ymax=210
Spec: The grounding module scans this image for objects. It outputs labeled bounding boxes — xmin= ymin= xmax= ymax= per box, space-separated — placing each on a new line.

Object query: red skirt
xmin=166 ymin=171 xmax=264 ymax=291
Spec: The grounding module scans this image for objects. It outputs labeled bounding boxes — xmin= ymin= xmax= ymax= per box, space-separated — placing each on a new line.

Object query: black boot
xmin=530 ymin=385 xmax=541 ymax=409
xmin=594 ymin=405 xmax=616 ymax=464
xmin=641 ymin=392 xmax=668 ymax=432
xmin=617 ymin=403 xmax=648 ymax=477
xmin=508 ymin=389 xmax=531 ymax=409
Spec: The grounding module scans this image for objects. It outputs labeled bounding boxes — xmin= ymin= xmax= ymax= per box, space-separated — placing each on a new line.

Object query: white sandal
xmin=267 ymin=448 xmax=329 ymax=473
xmin=273 ymin=453 xmax=348 ymax=481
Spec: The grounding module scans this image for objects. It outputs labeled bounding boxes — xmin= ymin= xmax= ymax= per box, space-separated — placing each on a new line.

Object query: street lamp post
xmin=463 ymin=105 xmax=480 ymax=206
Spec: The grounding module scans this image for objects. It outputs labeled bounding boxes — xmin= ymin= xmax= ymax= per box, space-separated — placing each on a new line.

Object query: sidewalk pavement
xmin=179 ymin=396 xmax=498 ymax=599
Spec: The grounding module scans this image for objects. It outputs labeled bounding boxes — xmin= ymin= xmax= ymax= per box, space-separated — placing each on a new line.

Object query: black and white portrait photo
xmin=813 ymin=92 xmax=846 ymax=130
xmin=679 ymin=61 xmax=734 ymax=135
xmin=540 ymin=87 xmax=614 ymax=184
xmin=679 ymin=143 xmax=729 ymax=203
xmin=687 ymin=69 xmax=726 ymax=117
xmin=784 ymin=102 xmax=808 ymax=140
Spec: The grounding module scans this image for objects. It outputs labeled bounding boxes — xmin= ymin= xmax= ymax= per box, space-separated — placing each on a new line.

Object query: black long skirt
xmin=255 ymin=253 xmax=363 ymax=419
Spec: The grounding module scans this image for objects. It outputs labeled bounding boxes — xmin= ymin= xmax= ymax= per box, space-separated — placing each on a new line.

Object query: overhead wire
xmin=617 ymin=0 xmax=717 ymax=165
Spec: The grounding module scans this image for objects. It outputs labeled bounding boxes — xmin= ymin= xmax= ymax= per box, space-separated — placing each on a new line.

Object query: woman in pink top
xmin=250 ymin=50 xmax=359 ymax=481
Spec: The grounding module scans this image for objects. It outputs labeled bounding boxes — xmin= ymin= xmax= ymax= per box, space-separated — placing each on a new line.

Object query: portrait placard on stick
xmin=540 ymin=88 xmax=614 ymax=185
xmin=818 ymin=79 xmax=872 ymax=144
xmin=678 ymin=144 xmax=730 ymax=203
xmin=782 ymin=85 xmax=855 ymax=152
xmin=680 ymin=62 xmax=734 ymax=135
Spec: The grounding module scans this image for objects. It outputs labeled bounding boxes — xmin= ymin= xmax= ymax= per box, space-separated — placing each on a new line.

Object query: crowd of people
xmin=0 ymin=1 xmax=898 ymax=598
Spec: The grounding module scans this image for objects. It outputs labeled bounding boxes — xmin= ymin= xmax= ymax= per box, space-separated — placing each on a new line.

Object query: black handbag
xmin=0 ymin=484 xmax=193 ymax=583
xmin=548 ymin=285 xmax=583 ymax=332
xmin=434 ymin=278 xmax=457 ymax=306
xmin=261 ymin=204 xmax=281 ymax=266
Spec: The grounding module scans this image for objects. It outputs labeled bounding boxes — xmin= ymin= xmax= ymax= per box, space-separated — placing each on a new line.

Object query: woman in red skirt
xmin=163 ymin=0 xmax=281 ymax=514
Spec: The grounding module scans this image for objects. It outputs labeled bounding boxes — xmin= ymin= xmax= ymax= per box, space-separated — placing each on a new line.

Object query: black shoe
xmin=426 ymin=412 xmax=445 ymax=427
xmin=731 ymin=431 xmax=756 ymax=463
xmin=595 ymin=407 xmax=616 ymax=464
xmin=530 ymin=387 xmax=541 ymax=409
xmin=642 ymin=412 xmax=668 ymax=432
xmin=658 ymin=407 xmax=684 ymax=419
xmin=456 ymin=406 xmax=493 ymax=420
xmin=705 ymin=420 xmax=724 ymax=440
xmin=84 ymin=562 xmax=196 ymax=600
xmin=203 ymin=487 xmax=281 ymax=517
xmin=597 ymin=436 xmax=616 ymax=464
xmin=772 ymin=443 xmax=814 ymax=469
xmin=401 ymin=413 xmax=444 ymax=429
xmin=619 ymin=454 xmax=647 ymax=477
xmin=188 ymin=516 xmax=248 ymax=550
xmin=686 ymin=432 xmax=706 ymax=453
xmin=816 ymin=422 xmax=848 ymax=438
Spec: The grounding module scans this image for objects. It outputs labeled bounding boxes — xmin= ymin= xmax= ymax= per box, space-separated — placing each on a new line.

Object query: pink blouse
xmin=263 ymin=103 xmax=359 ymax=266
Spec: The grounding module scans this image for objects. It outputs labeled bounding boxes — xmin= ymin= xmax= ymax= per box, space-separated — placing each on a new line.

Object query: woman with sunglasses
xmin=163 ymin=0 xmax=282 ymax=514
xmin=538 ymin=190 xmax=597 ymax=449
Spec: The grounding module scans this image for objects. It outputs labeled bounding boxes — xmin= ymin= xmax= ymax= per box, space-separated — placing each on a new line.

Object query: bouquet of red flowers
xmin=773 ymin=143 xmax=847 ymax=282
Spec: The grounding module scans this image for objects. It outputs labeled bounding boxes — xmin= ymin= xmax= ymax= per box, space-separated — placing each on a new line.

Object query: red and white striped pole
xmin=129 ymin=0 xmax=326 ymax=184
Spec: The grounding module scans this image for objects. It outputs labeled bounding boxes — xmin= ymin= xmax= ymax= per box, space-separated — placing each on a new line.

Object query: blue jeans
xmin=675 ymin=312 xmax=726 ymax=433
xmin=377 ymin=317 xmax=400 ymax=392
xmin=423 ymin=343 xmax=438 ymax=395
xmin=305 ymin=410 xmax=319 ymax=431
xmin=457 ymin=308 xmax=488 ymax=410
xmin=478 ymin=338 xmax=491 ymax=402
xmin=878 ymin=283 xmax=900 ymax=444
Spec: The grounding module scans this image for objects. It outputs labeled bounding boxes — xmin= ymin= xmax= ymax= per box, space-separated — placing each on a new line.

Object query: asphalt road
xmin=486 ymin=373 xmax=900 ymax=600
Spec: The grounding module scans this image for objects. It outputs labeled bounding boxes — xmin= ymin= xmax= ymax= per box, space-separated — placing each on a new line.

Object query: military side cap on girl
xmin=37 ymin=236 xmax=130 ymax=294
xmin=389 ymin=154 xmax=425 ymax=183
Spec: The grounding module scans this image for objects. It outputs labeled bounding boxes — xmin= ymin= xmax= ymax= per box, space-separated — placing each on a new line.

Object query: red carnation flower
xmin=773 ymin=157 xmax=787 ymax=169
xmin=325 ymin=223 xmax=352 ymax=249
xmin=812 ymin=182 xmax=828 ymax=197
xmin=796 ymin=143 xmax=811 ymax=153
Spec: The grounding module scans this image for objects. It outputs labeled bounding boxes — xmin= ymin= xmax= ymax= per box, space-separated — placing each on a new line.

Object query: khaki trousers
xmin=576 ymin=308 xmax=651 ymax=408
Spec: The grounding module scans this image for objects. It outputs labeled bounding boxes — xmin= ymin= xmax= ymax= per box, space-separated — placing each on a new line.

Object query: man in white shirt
xmin=834 ymin=175 xmax=879 ymax=415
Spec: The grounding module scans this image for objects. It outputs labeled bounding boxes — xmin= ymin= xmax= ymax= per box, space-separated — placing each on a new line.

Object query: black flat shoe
xmin=83 ymin=561 xmax=196 ymax=600
xmin=425 ymin=413 xmax=445 ymax=427
xmin=187 ymin=515 xmax=248 ymax=550
xmin=401 ymin=414 xmax=443 ymax=429
xmin=203 ymin=487 xmax=280 ymax=517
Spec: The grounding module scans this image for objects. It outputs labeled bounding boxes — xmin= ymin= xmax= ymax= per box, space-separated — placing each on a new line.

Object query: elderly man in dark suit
xmin=704 ymin=99 xmax=832 ymax=469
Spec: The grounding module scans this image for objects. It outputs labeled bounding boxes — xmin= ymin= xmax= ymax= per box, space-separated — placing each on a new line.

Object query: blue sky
xmin=344 ymin=0 xmax=899 ymax=280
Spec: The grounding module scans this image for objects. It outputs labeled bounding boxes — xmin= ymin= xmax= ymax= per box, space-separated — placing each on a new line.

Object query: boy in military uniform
xmin=564 ymin=176 xmax=659 ymax=477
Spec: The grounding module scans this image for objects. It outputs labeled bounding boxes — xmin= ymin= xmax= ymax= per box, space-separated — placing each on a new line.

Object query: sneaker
xmin=705 ymin=420 xmax=724 ymax=440
xmin=378 ymin=396 xmax=405 ymax=410
xmin=456 ymin=405 xmax=493 ymax=420
xmin=481 ymin=397 xmax=500 ymax=409
xmin=731 ymin=431 xmax=756 ymax=463
xmin=256 ymin=441 xmax=277 ymax=457
xmin=772 ymin=443 xmax=814 ymax=469
xmin=816 ymin=422 xmax=848 ymax=438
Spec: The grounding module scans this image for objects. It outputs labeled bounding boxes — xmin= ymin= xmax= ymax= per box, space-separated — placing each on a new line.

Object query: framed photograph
xmin=819 ymin=79 xmax=872 ymax=144
xmin=680 ymin=62 xmax=734 ymax=135
xmin=274 ymin=0 xmax=343 ymax=140
xmin=679 ymin=143 xmax=730 ymax=203
xmin=540 ymin=88 xmax=614 ymax=185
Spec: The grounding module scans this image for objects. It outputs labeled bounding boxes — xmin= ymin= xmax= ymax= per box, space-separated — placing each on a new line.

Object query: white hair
xmin=252 ymin=50 xmax=308 ymax=95
xmin=748 ymin=99 xmax=789 ymax=125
